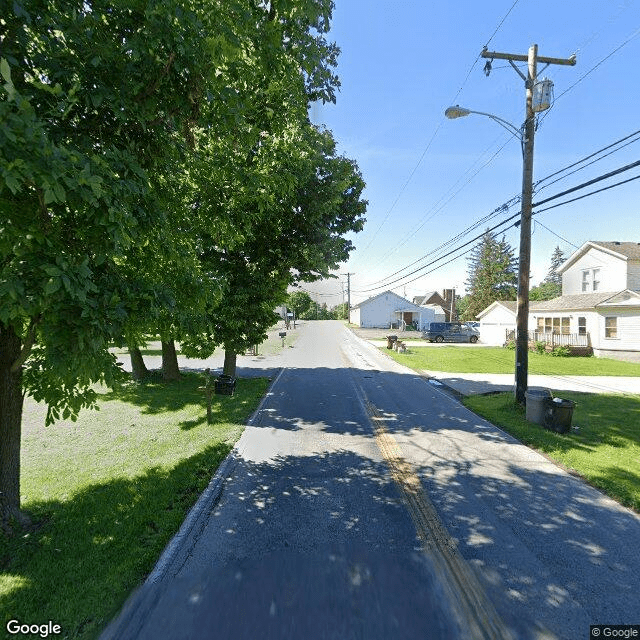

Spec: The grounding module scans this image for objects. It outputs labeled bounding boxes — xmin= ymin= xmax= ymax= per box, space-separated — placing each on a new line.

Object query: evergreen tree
xmin=464 ymin=230 xmax=518 ymax=320
xmin=530 ymin=246 xmax=565 ymax=300
xmin=544 ymin=246 xmax=565 ymax=287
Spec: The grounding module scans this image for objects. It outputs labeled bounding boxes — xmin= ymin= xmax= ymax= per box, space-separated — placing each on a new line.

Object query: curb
xmin=99 ymin=368 xmax=286 ymax=640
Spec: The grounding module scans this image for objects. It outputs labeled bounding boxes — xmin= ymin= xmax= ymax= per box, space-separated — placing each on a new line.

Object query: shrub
xmin=504 ymin=340 xmax=516 ymax=350
xmin=551 ymin=345 xmax=570 ymax=357
xmin=535 ymin=341 xmax=547 ymax=354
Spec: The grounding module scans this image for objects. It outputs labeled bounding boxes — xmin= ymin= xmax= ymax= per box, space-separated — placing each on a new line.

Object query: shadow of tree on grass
xmin=0 ymin=443 xmax=233 ymax=640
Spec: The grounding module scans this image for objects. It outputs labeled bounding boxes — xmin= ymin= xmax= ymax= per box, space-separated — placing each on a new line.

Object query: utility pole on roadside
xmin=341 ymin=273 xmax=353 ymax=323
xmin=481 ymin=45 xmax=575 ymax=405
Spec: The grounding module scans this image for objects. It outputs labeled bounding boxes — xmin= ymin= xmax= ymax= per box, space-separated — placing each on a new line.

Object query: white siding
xmin=354 ymin=293 xmax=436 ymax=329
xmin=562 ymin=248 xmax=627 ymax=295
xmin=596 ymin=310 xmax=640 ymax=352
xmin=479 ymin=305 xmax=516 ymax=346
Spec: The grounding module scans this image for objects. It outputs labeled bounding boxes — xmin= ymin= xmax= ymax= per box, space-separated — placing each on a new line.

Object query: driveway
xmin=102 ymin=321 xmax=640 ymax=640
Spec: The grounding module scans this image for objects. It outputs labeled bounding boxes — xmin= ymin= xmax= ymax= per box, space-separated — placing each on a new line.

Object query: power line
xmin=533 ymin=159 xmax=640 ymax=209
xmin=532 ymin=220 xmax=580 ymax=250
xmin=356 ymin=157 xmax=640 ymax=295
xmin=535 ymin=129 xmax=640 ymax=192
xmin=484 ymin=0 xmax=520 ymax=49
xmin=370 ymin=135 xmax=517 ymax=270
xmin=361 ymin=129 xmax=640 ymax=291
xmin=352 ymin=1 xmax=525 ymax=266
xmin=534 ymin=173 xmax=640 ymax=215
xmin=538 ymin=24 xmax=640 ymax=130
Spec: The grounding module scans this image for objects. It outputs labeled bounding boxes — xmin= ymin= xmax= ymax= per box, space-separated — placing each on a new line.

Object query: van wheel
xmin=470 ymin=335 xmax=478 ymax=344
xmin=435 ymin=336 xmax=444 ymax=343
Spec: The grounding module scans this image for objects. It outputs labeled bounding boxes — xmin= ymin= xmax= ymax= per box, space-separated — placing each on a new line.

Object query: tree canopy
xmin=0 ymin=0 xmax=366 ymax=530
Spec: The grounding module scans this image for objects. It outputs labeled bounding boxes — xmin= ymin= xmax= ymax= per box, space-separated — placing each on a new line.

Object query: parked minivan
xmin=422 ymin=322 xmax=480 ymax=343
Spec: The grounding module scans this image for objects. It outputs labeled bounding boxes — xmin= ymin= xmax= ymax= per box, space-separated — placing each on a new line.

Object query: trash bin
xmin=544 ymin=398 xmax=576 ymax=433
xmin=215 ymin=374 xmax=236 ymax=396
xmin=386 ymin=335 xmax=398 ymax=349
xmin=525 ymin=388 xmax=552 ymax=425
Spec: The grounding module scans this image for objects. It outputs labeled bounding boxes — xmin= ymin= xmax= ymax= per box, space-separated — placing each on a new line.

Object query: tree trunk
xmin=161 ymin=340 xmax=181 ymax=381
xmin=223 ymin=350 xmax=237 ymax=378
xmin=128 ymin=344 xmax=149 ymax=381
xmin=0 ymin=324 xmax=30 ymax=531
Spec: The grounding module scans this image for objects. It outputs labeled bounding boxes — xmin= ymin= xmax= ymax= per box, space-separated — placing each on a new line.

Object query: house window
xmin=605 ymin=317 xmax=618 ymax=339
xmin=582 ymin=268 xmax=601 ymax=292
xmin=578 ymin=317 xmax=586 ymax=335
xmin=539 ymin=316 xmax=571 ymax=334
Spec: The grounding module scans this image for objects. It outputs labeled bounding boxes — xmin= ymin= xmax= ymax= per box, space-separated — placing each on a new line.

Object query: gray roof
xmin=352 ymin=290 xmax=411 ymax=310
xmin=479 ymin=291 xmax=639 ymax=317
xmin=413 ymin=291 xmax=442 ymax=305
xmin=530 ymin=293 xmax=617 ymax=311
xmin=592 ymin=241 xmax=640 ymax=260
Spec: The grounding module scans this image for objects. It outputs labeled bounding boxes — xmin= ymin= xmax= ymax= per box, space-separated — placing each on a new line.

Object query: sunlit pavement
xmin=102 ymin=321 xmax=640 ymax=640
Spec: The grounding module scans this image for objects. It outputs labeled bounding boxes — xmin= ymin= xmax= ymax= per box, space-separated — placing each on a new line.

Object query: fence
xmin=505 ymin=330 xmax=590 ymax=347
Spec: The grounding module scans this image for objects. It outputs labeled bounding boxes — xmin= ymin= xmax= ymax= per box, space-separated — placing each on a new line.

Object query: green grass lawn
xmin=383 ymin=345 xmax=640 ymax=376
xmin=463 ymin=392 xmax=640 ymax=512
xmin=0 ymin=373 xmax=269 ymax=640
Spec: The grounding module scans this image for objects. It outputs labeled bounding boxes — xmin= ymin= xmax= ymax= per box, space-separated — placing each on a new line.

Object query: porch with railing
xmin=505 ymin=329 xmax=592 ymax=354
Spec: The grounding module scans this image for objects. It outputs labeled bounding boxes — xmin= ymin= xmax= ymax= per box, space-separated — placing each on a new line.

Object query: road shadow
xmin=233 ymin=365 xmax=640 ymax=637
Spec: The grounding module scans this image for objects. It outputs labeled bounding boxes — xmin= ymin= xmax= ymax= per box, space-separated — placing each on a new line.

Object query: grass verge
xmin=0 ymin=372 xmax=270 ymax=640
xmin=463 ymin=392 xmax=640 ymax=512
xmin=383 ymin=345 xmax=640 ymax=376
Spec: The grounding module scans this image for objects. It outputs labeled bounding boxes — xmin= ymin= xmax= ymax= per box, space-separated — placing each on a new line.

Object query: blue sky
xmin=301 ymin=0 xmax=640 ymax=307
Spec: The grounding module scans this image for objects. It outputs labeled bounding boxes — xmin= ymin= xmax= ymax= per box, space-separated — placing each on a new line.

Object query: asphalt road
xmin=102 ymin=321 xmax=640 ymax=640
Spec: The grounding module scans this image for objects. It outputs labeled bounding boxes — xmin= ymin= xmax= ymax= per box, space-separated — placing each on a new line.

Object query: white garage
xmin=477 ymin=301 xmax=517 ymax=345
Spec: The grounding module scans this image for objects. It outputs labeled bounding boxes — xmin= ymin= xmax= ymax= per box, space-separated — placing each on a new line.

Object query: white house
xmin=351 ymin=291 xmax=437 ymax=331
xmin=477 ymin=241 xmax=640 ymax=361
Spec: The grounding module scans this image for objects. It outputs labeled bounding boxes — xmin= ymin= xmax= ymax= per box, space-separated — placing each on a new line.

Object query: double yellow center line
xmin=365 ymin=398 xmax=516 ymax=640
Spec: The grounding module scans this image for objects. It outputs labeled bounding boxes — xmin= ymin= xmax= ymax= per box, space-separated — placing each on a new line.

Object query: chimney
xmin=442 ymin=289 xmax=457 ymax=321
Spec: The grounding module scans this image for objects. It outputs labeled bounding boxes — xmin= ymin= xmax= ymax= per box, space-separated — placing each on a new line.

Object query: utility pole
xmin=341 ymin=273 xmax=353 ymax=323
xmin=481 ymin=45 xmax=575 ymax=405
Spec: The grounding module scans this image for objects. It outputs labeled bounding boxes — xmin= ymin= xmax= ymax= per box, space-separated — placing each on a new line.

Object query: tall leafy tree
xmin=463 ymin=230 xmax=518 ymax=320
xmin=208 ymin=124 xmax=366 ymax=376
xmin=287 ymin=291 xmax=314 ymax=319
xmin=0 ymin=0 xmax=245 ymax=529
xmin=151 ymin=0 xmax=344 ymax=379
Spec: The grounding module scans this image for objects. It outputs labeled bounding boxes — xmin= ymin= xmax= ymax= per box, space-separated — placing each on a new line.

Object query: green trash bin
xmin=544 ymin=398 xmax=576 ymax=433
xmin=525 ymin=388 xmax=552 ymax=425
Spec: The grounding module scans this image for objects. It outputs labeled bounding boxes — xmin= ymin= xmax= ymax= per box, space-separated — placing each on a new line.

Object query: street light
xmin=444 ymin=106 xmax=523 ymax=142
xmin=444 ymin=100 xmax=535 ymax=405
